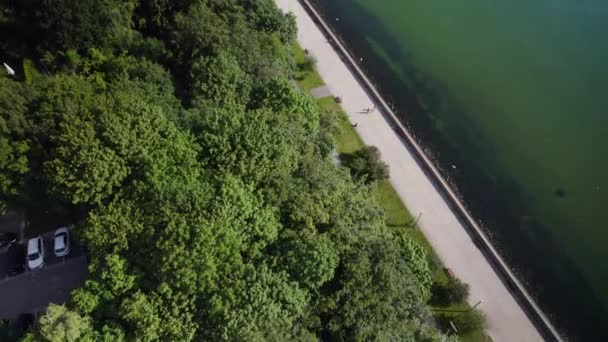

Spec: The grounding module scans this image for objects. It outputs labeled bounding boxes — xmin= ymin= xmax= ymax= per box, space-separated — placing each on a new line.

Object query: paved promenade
xmin=276 ymin=1 xmax=547 ymax=341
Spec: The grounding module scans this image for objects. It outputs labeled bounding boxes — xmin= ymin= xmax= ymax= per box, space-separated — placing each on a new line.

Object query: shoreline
xmin=277 ymin=0 xmax=562 ymax=341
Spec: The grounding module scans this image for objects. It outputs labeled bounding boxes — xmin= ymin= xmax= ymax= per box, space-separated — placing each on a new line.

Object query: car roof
xmin=27 ymin=237 xmax=40 ymax=250
xmin=55 ymin=227 xmax=69 ymax=235
xmin=55 ymin=234 xmax=66 ymax=249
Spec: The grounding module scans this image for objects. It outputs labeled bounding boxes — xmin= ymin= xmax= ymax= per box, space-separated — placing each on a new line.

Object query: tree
xmin=436 ymin=309 xmax=486 ymax=335
xmin=279 ymin=13 xmax=298 ymax=45
xmin=171 ymin=1 xmax=247 ymax=66
xmin=242 ymin=0 xmax=297 ymax=45
xmin=272 ymin=229 xmax=339 ymax=290
xmin=186 ymin=105 xmax=300 ymax=195
xmin=36 ymin=0 xmax=135 ymax=52
xmin=431 ymin=278 xmax=470 ymax=306
xmin=0 ymin=137 xmax=28 ymax=212
xmin=252 ymin=78 xmax=320 ymax=134
xmin=80 ymin=199 xmax=145 ymax=258
xmin=190 ymin=52 xmax=251 ymax=107
xmin=199 ymin=264 xmax=307 ymax=340
xmin=395 ymin=230 xmax=433 ymax=301
xmin=0 ymin=75 xmax=30 ymax=212
xmin=209 ymin=175 xmax=281 ymax=258
xmin=42 ymin=79 xmax=201 ymax=205
xmin=134 ymin=0 xmax=194 ymax=35
xmin=341 ymin=145 xmax=390 ymax=183
xmin=322 ymin=238 xmax=432 ymax=340
xmin=119 ymin=291 xmax=162 ymax=341
xmin=44 ymin=115 xmax=128 ymax=205
xmin=283 ymin=154 xmax=353 ymax=229
xmin=37 ymin=304 xmax=95 ymax=342
xmin=453 ymin=309 xmax=486 ymax=334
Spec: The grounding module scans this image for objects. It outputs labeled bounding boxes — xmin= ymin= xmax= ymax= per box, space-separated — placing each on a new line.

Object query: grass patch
xmin=293 ymin=43 xmax=324 ymax=91
xmin=376 ymin=179 xmax=413 ymax=226
xmin=316 ymin=96 xmax=364 ymax=154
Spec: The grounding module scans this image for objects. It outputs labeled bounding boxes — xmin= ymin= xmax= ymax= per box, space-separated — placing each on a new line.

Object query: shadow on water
xmin=309 ymin=0 xmax=608 ymax=340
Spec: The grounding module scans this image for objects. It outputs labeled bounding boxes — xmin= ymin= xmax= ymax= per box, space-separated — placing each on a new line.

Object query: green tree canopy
xmin=1 ymin=0 xmax=451 ymax=340
xmin=36 ymin=304 xmax=95 ymax=342
xmin=0 ymin=75 xmax=29 ymax=212
xmin=33 ymin=0 xmax=136 ymax=52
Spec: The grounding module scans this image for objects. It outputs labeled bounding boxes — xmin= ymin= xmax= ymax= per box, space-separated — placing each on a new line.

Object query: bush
xmin=430 ymin=278 xmax=470 ymax=306
xmin=22 ymin=59 xmax=42 ymax=84
xmin=301 ymin=54 xmax=317 ymax=72
xmin=341 ymin=146 xmax=389 ymax=184
xmin=453 ymin=309 xmax=486 ymax=333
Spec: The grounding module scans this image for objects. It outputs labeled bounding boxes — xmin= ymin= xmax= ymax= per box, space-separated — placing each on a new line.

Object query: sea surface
xmin=309 ymin=0 xmax=608 ymax=340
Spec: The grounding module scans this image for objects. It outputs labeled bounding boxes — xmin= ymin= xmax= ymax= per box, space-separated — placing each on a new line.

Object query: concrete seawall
xmin=296 ymin=0 xmax=562 ymax=340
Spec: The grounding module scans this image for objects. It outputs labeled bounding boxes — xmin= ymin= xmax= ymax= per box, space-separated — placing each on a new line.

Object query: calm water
xmin=310 ymin=0 xmax=608 ymax=339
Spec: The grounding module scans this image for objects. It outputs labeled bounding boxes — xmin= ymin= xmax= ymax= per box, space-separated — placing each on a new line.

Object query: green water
xmin=311 ymin=0 xmax=608 ymax=339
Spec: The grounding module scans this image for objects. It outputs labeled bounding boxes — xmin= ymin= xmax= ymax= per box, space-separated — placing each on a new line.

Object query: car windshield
xmin=28 ymin=252 xmax=40 ymax=261
xmin=56 ymin=247 xmax=65 ymax=253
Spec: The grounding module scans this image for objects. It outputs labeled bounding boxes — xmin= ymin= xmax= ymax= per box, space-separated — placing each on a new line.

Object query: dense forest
xmin=0 ymin=0 xmax=454 ymax=340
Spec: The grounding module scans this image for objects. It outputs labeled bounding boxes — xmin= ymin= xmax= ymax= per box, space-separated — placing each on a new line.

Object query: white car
xmin=53 ymin=227 xmax=70 ymax=257
xmin=27 ymin=236 xmax=45 ymax=270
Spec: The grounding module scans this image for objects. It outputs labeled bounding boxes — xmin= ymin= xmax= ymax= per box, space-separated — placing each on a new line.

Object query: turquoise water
xmin=311 ymin=0 xmax=608 ymax=339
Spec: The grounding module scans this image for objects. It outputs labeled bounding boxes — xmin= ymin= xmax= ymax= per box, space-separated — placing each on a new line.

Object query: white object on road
xmin=54 ymin=227 xmax=70 ymax=257
xmin=3 ymin=62 xmax=15 ymax=76
xmin=27 ymin=236 xmax=45 ymax=270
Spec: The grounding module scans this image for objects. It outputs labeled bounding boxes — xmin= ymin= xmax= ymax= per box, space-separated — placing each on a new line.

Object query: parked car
xmin=53 ymin=227 xmax=70 ymax=257
xmin=0 ymin=232 xmax=17 ymax=248
xmin=27 ymin=236 xmax=45 ymax=270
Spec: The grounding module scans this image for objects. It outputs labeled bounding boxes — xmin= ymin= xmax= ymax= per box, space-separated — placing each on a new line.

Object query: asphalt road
xmin=0 ymin=254 xmax=87 ymax=318
xmin=0 ymin=220 xmax=88 ymax=319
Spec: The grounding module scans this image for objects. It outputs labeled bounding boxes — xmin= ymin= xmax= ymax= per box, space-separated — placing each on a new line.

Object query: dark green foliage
xmin=436 ymin=309 xmax=486 ymax=335
xmin=431 ymin=278 xmax=470 ymax=306
xmin=341 ymin=146 xmax=390 ymax=184
xmin=0 ymin=0 xmax=449 ymax=340
xmin=272 ymin=228 xmax=339 ymax=291
xmin=453 ymin=309 xmax=486 ymax=333
xmin=37 ymin=0 xmax=116 ymax=51
xmin=0 ymin=75 xmax=29 ymax=212
xmin=242 ymin=0 xmax=297 ymax=44
xmin=322 ymin=238 xmax=432 ymax=340
xmin=190 ymin=52 xmax=251 ymax=107
xmin=301 ymin=54 xmax=318 ymax=73
xmin=35 ymin=304 xmax=96 ymax=341
xmin=134 ymin=0 xmax=194 ymax=35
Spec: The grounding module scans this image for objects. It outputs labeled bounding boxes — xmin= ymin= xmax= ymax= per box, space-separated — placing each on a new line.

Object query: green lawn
xmin=300 ymin=44 xmax=488 ymax=342
xmin=316 ymin=96 xmax=364 ymax=154
xmin=293 ymin=43 xmax=324 ymax=91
